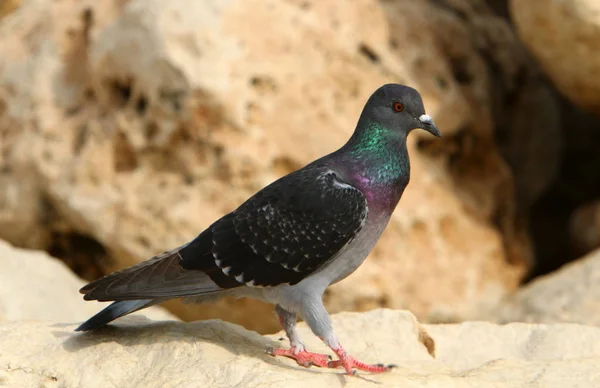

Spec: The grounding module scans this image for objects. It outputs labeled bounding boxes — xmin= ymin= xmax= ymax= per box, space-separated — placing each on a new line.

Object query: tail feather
xmin=77 ymin=231 xmax=237 ymax=332
xmin=79 ymin=246 xmax=222 ymax=302
xmin=75 ymin=299 xmax=157 ymax=331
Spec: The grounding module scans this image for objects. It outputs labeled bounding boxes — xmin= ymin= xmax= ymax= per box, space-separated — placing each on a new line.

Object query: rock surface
xmin=484 ymin=247 xmax=600 ymax=326
xmin=0 ymin=0 xmax=555 ymax=332
xmin=384 ymin=0 xmax=561 ymax=216
xmin=0 ymin=239 xmax=176 ymax=323
xmin=0 ymin=309 xmax=599 ymax=388
xmin=511 ymin=0 xmax=600 ymax=114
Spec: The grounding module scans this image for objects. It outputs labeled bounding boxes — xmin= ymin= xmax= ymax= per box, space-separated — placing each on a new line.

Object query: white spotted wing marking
xmin=216 ymin=168 xmax=369 ymax=287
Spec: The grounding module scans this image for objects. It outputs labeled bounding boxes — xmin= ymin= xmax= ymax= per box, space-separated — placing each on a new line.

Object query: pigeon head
xmin=358 ymin=83 xmax=440 ymax=138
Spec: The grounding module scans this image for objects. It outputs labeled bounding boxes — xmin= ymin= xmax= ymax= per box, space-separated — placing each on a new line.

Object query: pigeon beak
xmin=417 ymin=114 xmax=441 ymax=137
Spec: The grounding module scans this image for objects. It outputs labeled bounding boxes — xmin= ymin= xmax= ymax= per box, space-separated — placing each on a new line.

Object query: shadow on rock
xmin=59 ymin=315 xmax=281 ymax=362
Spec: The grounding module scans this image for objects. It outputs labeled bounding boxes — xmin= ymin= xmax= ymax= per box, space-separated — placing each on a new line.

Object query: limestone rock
xmin=511 ymin=0 xmax=600 ymax=114
xmin=0 ymin=309 xmax=599 ymax=387
xmin=0 ymin=239 xmax=176 ymax=323
xmin=0 ymin=0 xmax=542 ymax=332
xmin=484 ymin=247 xmax=600 ymax=326
xmin=383 ymin=0 xmax=561 ymax=214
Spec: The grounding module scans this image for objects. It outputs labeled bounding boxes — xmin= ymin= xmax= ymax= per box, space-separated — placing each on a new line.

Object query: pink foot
xmin=328 ymin=346 xmax=395 ymax=375
xmin=267 ymin=347 xmax=332 ymax=368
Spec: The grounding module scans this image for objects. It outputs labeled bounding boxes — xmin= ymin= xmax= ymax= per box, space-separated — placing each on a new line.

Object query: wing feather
xmin=180 ymin=166 xmax=368 ymax=287
xmin=81 ymin=166 xmax=368 ymax=300
xmin=80 ymin=246 xmax=221 ymax=301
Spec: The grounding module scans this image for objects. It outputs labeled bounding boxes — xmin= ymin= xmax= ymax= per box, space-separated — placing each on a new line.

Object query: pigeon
xmin=76 ymin=83 xmax=441 ymax=375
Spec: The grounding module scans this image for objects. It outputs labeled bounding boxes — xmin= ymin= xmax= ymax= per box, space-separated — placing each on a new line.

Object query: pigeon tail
xmin=75 ymin=299 xmax=157 ymax=331
xmin=79 ymin=244 xmax=224 ymax=302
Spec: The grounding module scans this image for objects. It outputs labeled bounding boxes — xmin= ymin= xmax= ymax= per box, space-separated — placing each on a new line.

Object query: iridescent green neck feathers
xmin=343 ymin=121 xmax=410 ymax=187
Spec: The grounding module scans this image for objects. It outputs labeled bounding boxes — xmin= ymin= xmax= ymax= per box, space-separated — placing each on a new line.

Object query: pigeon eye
xmin=393 ymin=102 xmax=404 ymax=112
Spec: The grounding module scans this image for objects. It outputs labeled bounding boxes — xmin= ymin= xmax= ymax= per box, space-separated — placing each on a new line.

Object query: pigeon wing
xmin=179 ymin=166 xmax=368 ymax=287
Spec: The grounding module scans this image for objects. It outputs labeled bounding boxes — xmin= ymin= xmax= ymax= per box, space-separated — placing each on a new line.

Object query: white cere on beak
xmin=419 ymin=114 xmax=433 ymax=125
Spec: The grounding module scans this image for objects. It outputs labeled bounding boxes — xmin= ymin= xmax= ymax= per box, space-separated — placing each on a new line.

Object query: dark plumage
xmin=76 ymin=83 xmax=440 ymax=375
xmin=181 ymin=168 xmax=368 ymax=287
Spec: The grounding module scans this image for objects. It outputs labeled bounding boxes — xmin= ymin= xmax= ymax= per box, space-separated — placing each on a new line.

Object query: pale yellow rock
xmin=0 ymin=310 xmax=599 ymax=388
xmin=484 ymin=247 xmax=600 ymax=326
xmin=511 ymin=0 xmax=600 ymax=113
xmin=0 ymin=0 xmax=548 ymax=332
xmin=0 ymin=239 xmax=176 ymax=323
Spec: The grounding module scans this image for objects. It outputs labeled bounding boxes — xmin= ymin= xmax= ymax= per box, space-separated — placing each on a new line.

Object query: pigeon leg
xmin=267 ymin=305 xmax=331 ymax=368
xmin=301 ymin=299 xmax=394 ymax=375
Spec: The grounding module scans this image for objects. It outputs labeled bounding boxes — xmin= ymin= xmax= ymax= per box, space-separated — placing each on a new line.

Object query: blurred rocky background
xmin=1 ymin=0 xmax=599 ymax=336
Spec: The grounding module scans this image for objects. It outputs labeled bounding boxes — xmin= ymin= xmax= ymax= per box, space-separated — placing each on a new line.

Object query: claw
xmin=267 ymin=346 xmax=331 ymax=368
xmin=268 ymin=345 xmax=394 ymax=375
xmin=328 ymin=357 xmax=393 ymax=375
xmin=328 ymin=345 xmax=394 ymax=375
